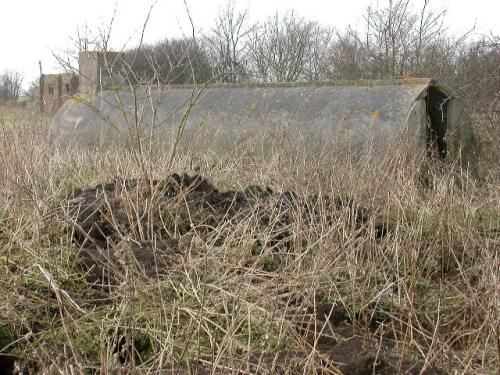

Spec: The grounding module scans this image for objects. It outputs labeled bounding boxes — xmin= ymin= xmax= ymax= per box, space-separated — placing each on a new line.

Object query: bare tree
xmin=52 ymin=7 xmax=118 ymax=78
xmin=362 ymin=0 xmax=446 ymax=78
xmin=326 ymin=28 xmax=371 ymax=80
xmin=303 ymin=25 xmax=334 ymax=82
xmin=205 ymin=0 xmax=254 ymax=82
xmin=73 ymin=23 xmax=102 ymax=53
xmin=0 ymin=70 xmax=23 ymax=103
xmin=413 ymin=0 xmax=447 ymax=72
xmin=248 ymin=11 xmax=317 ymax=82
xmin=124 ymin=38 xmax=212 ymax=84
xmin=451 ymin=35 xmax=500 ymax=114
xmin=24 ymin=79 xmax=39 ymax=101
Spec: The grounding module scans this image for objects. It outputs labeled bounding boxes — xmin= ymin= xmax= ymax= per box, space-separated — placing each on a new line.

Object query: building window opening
xmin=65 ymin=83 xmax=70 ymax=94
xmin=48 ymin=84 xmax=54 ymax=95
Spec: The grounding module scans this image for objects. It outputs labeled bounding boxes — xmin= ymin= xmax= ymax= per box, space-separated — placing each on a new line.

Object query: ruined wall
xmin=34 ymin=74 xmax=78 ymax=112
xmin=35 ymin=51 xmax=123 ymax=111
xmin=78 ymin=51 xmax=124 ymax=94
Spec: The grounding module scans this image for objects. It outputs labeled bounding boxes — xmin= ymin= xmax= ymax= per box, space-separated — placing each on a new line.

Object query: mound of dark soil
xmin=321 ymin=333 xmax=441 ymax=375
xmin=61 ymin=173 xmax=387 ymax=283
xmin=36 ymin=174 xmax=445 ymax=374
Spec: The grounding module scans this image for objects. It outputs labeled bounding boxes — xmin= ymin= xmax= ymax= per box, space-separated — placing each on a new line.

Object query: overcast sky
xmin=1 ymin=0 xmax=498 ymax=89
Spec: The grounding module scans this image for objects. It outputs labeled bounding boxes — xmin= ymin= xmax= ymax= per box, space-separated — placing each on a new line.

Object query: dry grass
xmin=0 ymin=106 xmax=498 ymax=374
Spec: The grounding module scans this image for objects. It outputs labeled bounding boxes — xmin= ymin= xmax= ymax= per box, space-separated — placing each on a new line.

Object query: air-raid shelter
xmin=49 ymin=52 xmax=478 ymax=171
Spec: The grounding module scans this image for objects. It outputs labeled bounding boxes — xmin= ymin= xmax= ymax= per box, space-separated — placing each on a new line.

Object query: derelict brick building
xmin=37 ymin=51 xmax=124 ymax=112
xmin=78 ymin=51 xmax=124 ymax=94
xmin=35 ymin=73 xmax=79 ymax=112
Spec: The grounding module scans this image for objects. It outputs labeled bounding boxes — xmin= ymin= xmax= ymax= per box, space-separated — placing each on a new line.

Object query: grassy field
xmin=0 ymin=106 xmax=498 ymax=374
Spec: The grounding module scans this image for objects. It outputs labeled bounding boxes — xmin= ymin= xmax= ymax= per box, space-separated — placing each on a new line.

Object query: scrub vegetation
xmin=1 ymin=0 xmax=499 ymax=373
xmin=0 ymin=106 xmax=498 ymax=374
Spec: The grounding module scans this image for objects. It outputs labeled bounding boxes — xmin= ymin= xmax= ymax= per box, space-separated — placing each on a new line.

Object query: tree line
xmin=0 ymin=70 xmax=23 ymax=104
xmin=121 ymin=0 xmax=498 ymax=113
xmin=3 ymin=0 xmax=498 ymax=114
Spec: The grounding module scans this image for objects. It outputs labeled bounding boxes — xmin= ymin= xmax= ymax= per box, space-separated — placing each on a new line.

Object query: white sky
xmin=1 ymin=0 xmax=498 ymax=89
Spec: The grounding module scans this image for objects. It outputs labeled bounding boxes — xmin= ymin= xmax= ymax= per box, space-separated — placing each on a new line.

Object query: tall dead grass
xmin=0 ymin=106 xmax=498 ymax=374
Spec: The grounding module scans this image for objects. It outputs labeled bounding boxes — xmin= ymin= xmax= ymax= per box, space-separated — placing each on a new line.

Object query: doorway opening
xmin=425 ymin=85 xmax=449 ymax=159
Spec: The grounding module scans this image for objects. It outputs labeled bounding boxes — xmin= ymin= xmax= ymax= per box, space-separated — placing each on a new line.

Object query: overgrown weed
xmin=0 ymin=107 xmax=498 ymax=374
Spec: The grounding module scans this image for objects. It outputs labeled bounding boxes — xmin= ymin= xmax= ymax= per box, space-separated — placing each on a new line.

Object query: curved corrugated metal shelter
xmin=49 ymin=78 xmax=477 ymax=168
